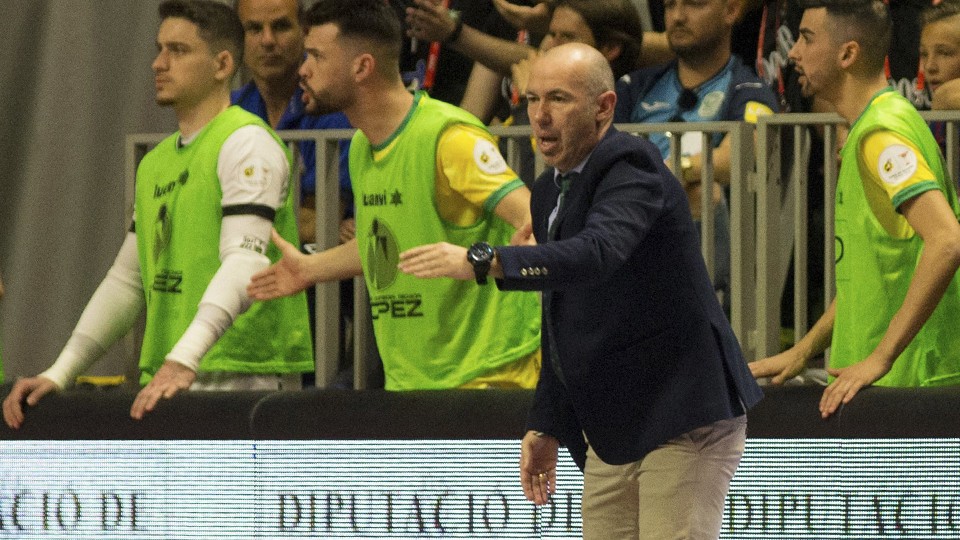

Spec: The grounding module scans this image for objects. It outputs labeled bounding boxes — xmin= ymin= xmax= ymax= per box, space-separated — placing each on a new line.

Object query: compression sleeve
xmin=163 ymin=125 xmax=284 ymax=371
xmin=164 ymin=214 xmax=272 ymax=371
xmin=40 ymin=232 xmax=145 ymax=388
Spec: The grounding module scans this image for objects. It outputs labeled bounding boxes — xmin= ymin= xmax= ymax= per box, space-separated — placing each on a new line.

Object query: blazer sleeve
xmin=496 ymin=159 xmax=667 ymax=291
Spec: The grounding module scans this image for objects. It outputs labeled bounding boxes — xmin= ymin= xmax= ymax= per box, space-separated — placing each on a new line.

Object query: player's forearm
xmin=310 ymin=238 xmax=364 ymax=283
xmin=42 ymin=233 xmax=145 ymax=387
xmin=792 ymin=298 xmax=835 ymax=364
xmin=452 ymin=25 xmax=533 ymax=77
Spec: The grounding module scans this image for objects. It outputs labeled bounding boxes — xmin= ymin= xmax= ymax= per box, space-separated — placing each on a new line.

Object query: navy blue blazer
xmin=496 ymin=128 xmax=763 ymax=470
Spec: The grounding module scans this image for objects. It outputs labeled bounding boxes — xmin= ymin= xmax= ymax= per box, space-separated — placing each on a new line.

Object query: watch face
xmin=468 ymin=242 xmax=494 ymax=264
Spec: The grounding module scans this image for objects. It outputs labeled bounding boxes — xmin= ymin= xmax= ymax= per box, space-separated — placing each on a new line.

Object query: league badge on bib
xmin=878 ymin=144 xmax=918 ymax=187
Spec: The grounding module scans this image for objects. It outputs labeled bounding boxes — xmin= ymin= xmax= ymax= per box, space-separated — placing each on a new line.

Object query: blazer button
xmin=534 ymin=268 xmax=541 ymax=276
xmin=520 ymin=268 xmax=528 ymax=276
xmin=542 ymin=267 xmax=548 ymax=275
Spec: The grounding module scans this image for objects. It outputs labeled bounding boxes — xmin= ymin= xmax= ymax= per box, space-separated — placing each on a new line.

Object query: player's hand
xmin=247 ymin=229 xmax=313 ymax=300
xmin=520 ymin=430 xmax=559 ymax=505
xmin=509 ymin=50 xmax=539 ymax=97
xmin=749 ymin=349 xmax=808 ymax=385
xmin=130 ymin=361 xmax=196 ymax=420
xmin=405 ymin=0 xmax=455 ymax=43
xmin=819 ymin=355 xmax=892 ymax=418
xmin=398 ymin=242 xmax=473 ymax=280
xmin=493 ymin=0 xmax=552 ymax=34
xmin=3 ymin=376 xmax=60 ymax=429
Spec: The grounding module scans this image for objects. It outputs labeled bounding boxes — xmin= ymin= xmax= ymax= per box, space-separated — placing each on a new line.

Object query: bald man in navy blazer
xmin=399 ymin=43 xmax=763 ymax=540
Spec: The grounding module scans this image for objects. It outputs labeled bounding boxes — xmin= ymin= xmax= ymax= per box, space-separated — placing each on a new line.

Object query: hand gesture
xmin=3 ymin=376 xmax=59 ymax=429
xmin=130 ymin=360 xmax=196 ymax=420
xmin=520 ymin=430 xmax=559 ymax=505
xmin=493 ymin=0 xmax=552 ymax=34
xmin=749 ymin=348 xmax=808 ymax=385
xmin=398 ymin=242 xmax=472 ymax=280
xmin=819 ymin=354 xmax=892 ymax=418
xmin=510 ymin=50 xmax=539 ymax=97
xmin=247 ymin=229 xmax=313 ymax=300
xmin=405 ymin=0 xmax=456 ymax=43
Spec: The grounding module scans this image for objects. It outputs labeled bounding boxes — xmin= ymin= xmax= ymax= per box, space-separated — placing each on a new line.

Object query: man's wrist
xmin=445 ymin=10 xmax=463 ymax=43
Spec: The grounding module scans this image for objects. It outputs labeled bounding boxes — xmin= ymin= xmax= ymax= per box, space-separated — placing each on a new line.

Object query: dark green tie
xmin=544 ymin=171 xmax=577 ymax=386
xmin=548 ymin=172 xmax=575 ymax=241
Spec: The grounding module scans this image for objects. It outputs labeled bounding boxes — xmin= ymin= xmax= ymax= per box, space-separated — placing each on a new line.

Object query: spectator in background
xmin=407 ymin=0 xmax=644 ymax=184
xmin=750 ymin=0 xmax=960 ymax=417
xmin=919 ymin=0 xmax=960 ymax=155
xmin=234 ymin=0 xmax=358 ymax=386
xmin=930 ymin=79 xmax=960 ymax=110
xmin=232 ymin=0 xmax=353 ymax=247
xmin=392 ymin=0 xmax=518 ymax=106
xmin=406 ymin=0 xmax=643 ymax=83
xmin=615 ymin=0 xmax=778 ymax=314
xmin=247 ymin=0 xmax=542 ymax=391
xmin=3 ymin=0 xmax=313 ymax=428
xmin=398 ymin=43 xmax=762 ymax=540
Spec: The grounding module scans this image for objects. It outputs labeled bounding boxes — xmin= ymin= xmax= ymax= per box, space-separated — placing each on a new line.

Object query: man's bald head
xmin=536 ymin=43 xmax=616 ymax=99
xmin=527 ymin=43 xmax=618 ymax=172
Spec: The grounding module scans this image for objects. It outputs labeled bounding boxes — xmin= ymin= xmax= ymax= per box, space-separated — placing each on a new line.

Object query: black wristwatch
xmin=466 ymin=242 xmax=496 ymax=285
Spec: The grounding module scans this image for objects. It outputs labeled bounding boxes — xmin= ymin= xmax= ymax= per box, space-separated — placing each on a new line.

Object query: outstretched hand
xmin=819 ymin=354 xmax=892 ymax=418
xmin=405 ymin=0 xmax=456 ymax=43
xmin=493 ymin=0 xmax=552 ymax=35
xmin=247 ymin=229 xmax=313 ymax=300
xmin=130 ymin=361 xmax=196 ymax=420
xmin=3 ymin=376 xmax=59 ymax=429
xmin=749 ymin=348 xmax=808 ymax=385
xmin=398 ymin=242 xmax=472 ymax=280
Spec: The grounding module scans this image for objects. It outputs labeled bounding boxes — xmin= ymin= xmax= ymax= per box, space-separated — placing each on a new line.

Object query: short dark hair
xmin=159 ymin=0 xmax=245 ymax=68
xmin=800 ymin=0 xmax=891 ymax=74
xmin=922 ymin=0 xmax=960 ymax=26
xmin=556 ymin=0 xmax=643 ymax=79
xmin=301 ymin=0 xmax=403 ymax=68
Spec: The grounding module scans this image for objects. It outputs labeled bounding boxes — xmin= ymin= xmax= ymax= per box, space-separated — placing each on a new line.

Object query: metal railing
xmin=125 ymin=110 xmax=960 ymax=388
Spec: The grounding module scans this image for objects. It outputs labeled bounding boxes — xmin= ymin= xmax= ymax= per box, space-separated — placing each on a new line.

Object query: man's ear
xmin=214 ymin=50 xmax=235 ymax=81
xmin=596 ymin=89 xmax=617 ymax=122
xmin=353 ymin=52 xmax=375 ymax=83
xmin=838 ymin=41 xmax=859 ymax=69
xmin=725 ymin=0 xmax=744 ymax=25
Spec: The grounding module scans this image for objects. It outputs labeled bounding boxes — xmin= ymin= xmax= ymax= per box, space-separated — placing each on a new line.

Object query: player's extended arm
xmin=3 ymin=232 xmax=144 ymax=429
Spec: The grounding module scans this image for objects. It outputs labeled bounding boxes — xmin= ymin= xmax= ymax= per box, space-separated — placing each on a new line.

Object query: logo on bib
xmin=367 ymin=218 xmax=400 ymax=291
xmin=877 ymin=144 xmax=918 ymax=186
xmin=473 ymin=139 xmax=508 ymax=175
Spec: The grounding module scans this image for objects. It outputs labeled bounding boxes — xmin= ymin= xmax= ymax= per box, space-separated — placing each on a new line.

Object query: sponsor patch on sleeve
xmin=877 ymin=144 xmax=918 ymax=186
xmin=473 ymin=139 xmax=508 ymax=175
xmin=743 ymin=101 xmax=774 ymax=124
xmin=237 ymin=159 xmax=271 ymax=192
xmin=240 ymin=235 xmax=267 ymax=255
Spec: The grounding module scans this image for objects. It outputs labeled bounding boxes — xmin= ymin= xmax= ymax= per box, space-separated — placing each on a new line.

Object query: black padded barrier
xmin=1 ymin=383 xmax=959 ymax=440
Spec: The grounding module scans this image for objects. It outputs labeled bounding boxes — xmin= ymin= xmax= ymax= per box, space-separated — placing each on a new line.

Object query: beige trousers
xmin=581 ymin=415 xmax=747 ymax=540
